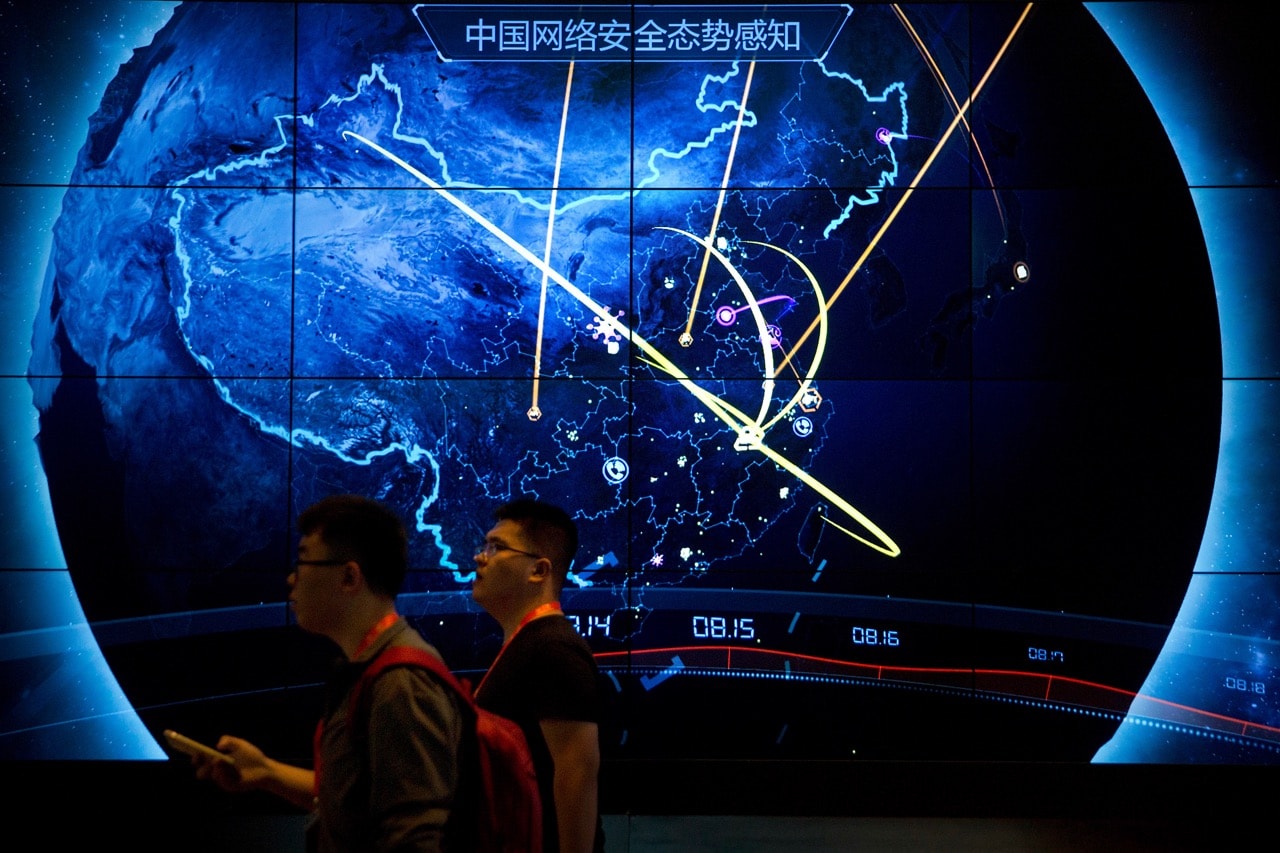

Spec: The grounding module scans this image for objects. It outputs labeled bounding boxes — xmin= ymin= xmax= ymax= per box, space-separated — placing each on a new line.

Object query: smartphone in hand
xmin=163 ymin=729 xmax=232 ymax=764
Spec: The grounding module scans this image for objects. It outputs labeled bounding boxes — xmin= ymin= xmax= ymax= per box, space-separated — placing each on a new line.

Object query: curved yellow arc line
xmin=342 ymin=130 xmax=899 ymax=558
xmin=740 ymin=240 xmax=830 ymax=434
xmin=764 ymin=443 xmax=901 ymax=558
xmin=342 ymin=132 xmax=755 ymax=432
xmin=656 ymin=226 xmax=777 ymax=428
xmin=776 ymin=3 xmax=1034 ymax=376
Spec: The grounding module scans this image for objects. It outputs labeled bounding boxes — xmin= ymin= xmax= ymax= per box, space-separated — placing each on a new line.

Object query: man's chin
xmin=288 ymin=604 xmax=314 ymax=631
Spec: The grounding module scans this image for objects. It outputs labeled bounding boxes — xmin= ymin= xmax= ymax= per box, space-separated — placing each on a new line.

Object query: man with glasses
xmin=472 ymin=498 xmax=605 ymax=853
xmin=189 ymin=494 xmax=466 ymax=852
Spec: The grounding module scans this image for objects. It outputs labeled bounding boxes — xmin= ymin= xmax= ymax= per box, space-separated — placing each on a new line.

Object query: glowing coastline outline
xmin=342 ymin=129 xmax=901 ymax=557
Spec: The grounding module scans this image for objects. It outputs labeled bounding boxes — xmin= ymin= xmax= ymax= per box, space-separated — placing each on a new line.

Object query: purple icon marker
xmin=713 ymin=295 xmax=797 ymax=327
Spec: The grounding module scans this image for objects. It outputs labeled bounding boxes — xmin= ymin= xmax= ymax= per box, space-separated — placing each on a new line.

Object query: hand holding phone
xmin=163 ymin=729 xmax=232 ymax=764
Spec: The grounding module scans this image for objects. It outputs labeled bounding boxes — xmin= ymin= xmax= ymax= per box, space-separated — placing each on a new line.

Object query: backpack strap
xmin=314 ymin=645 xmax=457 ymax=804
xmin=347 ymin=644 xmax=543 ymax=853
xmin=351 ymin=645 xmax=475 ymax=717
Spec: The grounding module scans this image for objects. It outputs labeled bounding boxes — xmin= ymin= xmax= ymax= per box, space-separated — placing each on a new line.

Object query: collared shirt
xmin=309 ymin=619 xmax=464 ymax=853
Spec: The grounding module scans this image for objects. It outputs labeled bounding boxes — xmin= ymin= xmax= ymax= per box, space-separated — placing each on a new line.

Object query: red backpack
xmin=350 ymin=645 xmax=543 ymax=853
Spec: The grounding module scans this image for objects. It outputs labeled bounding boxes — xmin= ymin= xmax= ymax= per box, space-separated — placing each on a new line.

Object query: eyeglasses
xmin=475 ymin=541 xmax=542 ymax=560
xmin=292 ymin=558 xmax=348 ymax=569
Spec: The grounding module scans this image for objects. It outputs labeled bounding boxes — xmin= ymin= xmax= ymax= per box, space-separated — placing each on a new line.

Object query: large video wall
xmin=2 ymin=2 xmax=1277 ymax=766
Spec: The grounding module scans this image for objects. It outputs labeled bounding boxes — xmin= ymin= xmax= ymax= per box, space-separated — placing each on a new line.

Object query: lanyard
xmin=474 ymin=601 xmax=562 ymax=698
xmin=514 ymin=601 xmax=562 ymax=635
xmin=352 ymin=612 xmax=400 ymax=659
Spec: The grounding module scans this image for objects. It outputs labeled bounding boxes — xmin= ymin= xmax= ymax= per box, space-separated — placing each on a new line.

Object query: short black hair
xmin=493 ymin=498 xmax=579 ymax=582
xmin=297 ymin=494 xmax=408 ymax=598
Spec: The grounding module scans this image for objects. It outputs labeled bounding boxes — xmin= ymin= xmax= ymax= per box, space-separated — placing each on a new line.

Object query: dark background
xmin=3 ymin=1 xmax=1280 ymax=844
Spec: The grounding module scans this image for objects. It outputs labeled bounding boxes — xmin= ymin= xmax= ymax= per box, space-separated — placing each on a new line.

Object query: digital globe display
xmin=5 ymin=2 xmax=1276 ymax=767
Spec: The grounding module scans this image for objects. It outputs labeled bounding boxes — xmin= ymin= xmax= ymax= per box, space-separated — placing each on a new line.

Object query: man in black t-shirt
xmin=471 ymin=498 xmax=606 ymax=853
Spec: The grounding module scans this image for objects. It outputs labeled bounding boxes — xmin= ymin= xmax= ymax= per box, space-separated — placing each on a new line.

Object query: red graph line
xmin=595 ymin=644 xmax=1280 ymax=743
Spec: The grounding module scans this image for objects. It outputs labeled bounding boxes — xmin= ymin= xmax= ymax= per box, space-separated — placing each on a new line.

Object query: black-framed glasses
xmin=292 ymin=558 xmax=349 ymax=569
xmin=475 ymin=541 xmax=541 ymax=559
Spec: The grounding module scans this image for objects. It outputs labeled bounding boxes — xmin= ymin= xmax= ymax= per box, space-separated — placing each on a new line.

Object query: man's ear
xmin=529 ymin=557 xmax=552 ymax=583
xmin=341 ymin=560 xmax=364 ymax=593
